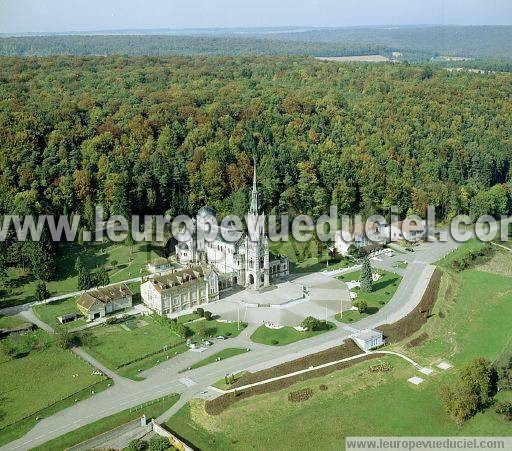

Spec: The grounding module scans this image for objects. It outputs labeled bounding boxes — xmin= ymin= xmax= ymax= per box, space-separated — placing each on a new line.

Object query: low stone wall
xmin=152 ymin=420 xmax=195 ymax=451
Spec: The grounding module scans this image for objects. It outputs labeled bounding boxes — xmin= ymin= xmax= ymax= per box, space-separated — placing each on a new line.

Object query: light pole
xmin=237 ymin=301 xmax=241 ymax=331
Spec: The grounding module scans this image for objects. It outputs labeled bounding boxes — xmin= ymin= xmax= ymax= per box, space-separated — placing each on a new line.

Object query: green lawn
xmin=0 ymin=331 xmax=110 ymax=446
xmin=118 ymin=343 xmax=190 ymax=381
xmin=0 ymin=242 xmax=158 ymax=308
xmin=394 ymin=261 xmax=408 ymax=270
xmin=269 ymin=238 xmax=351 ymax=273
xmin=0 ymin=314 xmax=26 ymax=329
xmin=212 ymin=371 xmax=247 ymax=390
xmin=168 ymin=357 xmax=512 ymax=451
xmin=436 ymin=237 xmax=488 ymax=269
xmin=176 ymin=312 xmax=201 ymax=324
xmin=83 ymin=315 xmax=185 ymax=371
xmin=250 ymin=323 xmax=335 ymax=346
xmin=335 ymin=269 xmax=401 ymax=323
xmin=33 ymin=297 xmax=86 ymax=330
xmin=33 ymin=394 xmax=180 ymax=451
xmin=167 ymin=245 xmax=512 ymax=450
xmin=181 ymin=348 xmax=250 ymax=373
xmin=187 ymin=320 xmax=248 ymax=340
xmin=81 ymin=318 xmax=247 ymax=380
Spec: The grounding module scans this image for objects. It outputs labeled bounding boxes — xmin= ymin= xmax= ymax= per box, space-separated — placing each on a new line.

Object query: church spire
xmin=249 ymin=158 xmax=258 ymax=215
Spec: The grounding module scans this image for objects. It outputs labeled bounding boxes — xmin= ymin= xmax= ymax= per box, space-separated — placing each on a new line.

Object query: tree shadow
xmin=372 ymin=276 xmax=400 ymax=292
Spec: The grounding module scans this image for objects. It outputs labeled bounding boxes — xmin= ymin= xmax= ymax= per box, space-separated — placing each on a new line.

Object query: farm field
xmin=167 ymin=245 xmax=512 ymax=450
xmin=335 ymin=269 xmax=401 ymax=323
xmin=0 ymin=242 xmax=158 ymax=308
xmin=250 ymin=322 xmax=335 ymax=346
xmin=0 ymin=330 xmax=110 ymax=446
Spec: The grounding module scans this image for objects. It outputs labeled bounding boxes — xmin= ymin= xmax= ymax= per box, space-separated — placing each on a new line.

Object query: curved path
xmin=2 ymin=237 xmax=459 ymax=450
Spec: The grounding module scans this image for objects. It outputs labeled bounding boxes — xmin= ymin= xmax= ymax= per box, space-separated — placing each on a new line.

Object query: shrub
xmin=148 ymin=435 xmax=170 ymax=450
xmin=196 ymin=307 xmax=204 ymax=317
xmin=354 ymin=299 xmax=368 ymax=314
xmin=54 ymin=325 xmax=78 ymax=349
xmin=35 ymin=281 xmax=50 ymax=302
xmin=127 ymin=438 xmax=146 ymax=451
xmin=288 ymin=387 xmax=313 ymax=403
xmin=271 ymin=339 xmax=279 ymax=345
xmin=203 ymin=311 xmax=212 ymax=321
xmin=495 ymin=402 xmax=512 ymax=416
xmin=301 ymin=316 xmax=329 ymax=332
xmin=439 ymin=357 xmax=496 ymax=424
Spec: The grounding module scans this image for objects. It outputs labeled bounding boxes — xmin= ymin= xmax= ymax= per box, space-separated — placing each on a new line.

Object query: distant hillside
xmin=0 ymin=35 xmax=388 ymax=58
xmin=0 ymin=26 xmax=510 ymax=61
xmin=260 ymin=25 xmax=512 ymax=60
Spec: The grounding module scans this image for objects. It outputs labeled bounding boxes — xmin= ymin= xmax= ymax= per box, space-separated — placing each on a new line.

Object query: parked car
xmin=216 ymin=335 xmax=227 ymax=340
xmin=202 ymin=339 xmax=213 ymax=346
xmin=405 ymin=248 xmax=415 ymax=253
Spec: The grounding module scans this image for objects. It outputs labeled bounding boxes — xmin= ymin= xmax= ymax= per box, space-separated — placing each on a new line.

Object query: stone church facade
xmin=177 ymin=166 xmax=289 ymax=290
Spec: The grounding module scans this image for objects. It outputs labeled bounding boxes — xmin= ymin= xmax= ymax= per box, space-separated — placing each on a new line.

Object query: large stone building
xmin=140 ymin=265 xmax=219 ymax=315
xmin=176 ymin=165 xmax=289 ymax=290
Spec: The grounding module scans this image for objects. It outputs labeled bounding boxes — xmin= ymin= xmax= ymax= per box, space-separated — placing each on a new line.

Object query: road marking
xmin=179 ymin=377 xmax=197 ymax=387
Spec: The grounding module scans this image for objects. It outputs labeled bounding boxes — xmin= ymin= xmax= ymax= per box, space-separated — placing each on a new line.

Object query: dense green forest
xmin=256 ymin=25 xmax=512 ymax=60
xmin=2 ymin=26 xmax=511 ymax=61
xmin=0 ymin=35 xmax=389 ymax=58
xmin=0 ymin=55 xmax=511 ymax=279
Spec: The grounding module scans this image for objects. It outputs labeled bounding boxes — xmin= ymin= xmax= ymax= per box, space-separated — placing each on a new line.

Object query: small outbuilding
xmin=76 ymin=283 xmax=133 ymax=321
xmin=57 ymin=313 xmax=78 ymax=324
xmin=353 ymin=329 xmax=384 ymax=351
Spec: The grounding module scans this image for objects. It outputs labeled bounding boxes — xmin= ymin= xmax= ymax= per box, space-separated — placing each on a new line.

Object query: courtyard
xmin=205 ymin=271 xmax=352 ymax=326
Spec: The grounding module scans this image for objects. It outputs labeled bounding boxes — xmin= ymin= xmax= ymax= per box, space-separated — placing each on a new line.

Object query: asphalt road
xmin=1 ymin=235 xmax=462 ymax=451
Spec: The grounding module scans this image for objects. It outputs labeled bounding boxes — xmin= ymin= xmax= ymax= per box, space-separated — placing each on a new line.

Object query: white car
xmin=216 ymin=335 xmax=227 ymax=340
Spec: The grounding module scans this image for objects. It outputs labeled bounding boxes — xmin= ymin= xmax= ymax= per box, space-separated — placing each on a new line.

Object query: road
xmin=1 ymin=236 xmax=460 ymax=450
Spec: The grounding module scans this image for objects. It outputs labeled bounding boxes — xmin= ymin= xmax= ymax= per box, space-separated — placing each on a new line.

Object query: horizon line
xmin=2 ymin=23 xmax=512 ymax=37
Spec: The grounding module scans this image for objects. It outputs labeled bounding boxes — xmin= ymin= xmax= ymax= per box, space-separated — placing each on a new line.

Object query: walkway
xmin=207 ymin=349 xmax=422 ymax=395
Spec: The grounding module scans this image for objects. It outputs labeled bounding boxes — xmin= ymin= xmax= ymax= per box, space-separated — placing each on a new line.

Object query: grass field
xmin=33 ymin=394 xmax=180 ymax=451
xmin=187 ymin=320 xmax=248 ymax=340
xmin=0 ymin=314 xmax=26 ymax=329
xmin=167 ymin=244 xmax=512 ymax=450
xmin=83 ymin=315 xmax=184 ymax=371
xmin=181 ymin=348 xmax=250 ymax=373
xmin=0 ymin=242 xmax=158 ymax=308
xmin=33 ymin=297 xmax=86 ymax=330
xmin=269 ymin=239 xmax=352 ymax=273
xmin=335 ymin=269 xmax=401 ymax=323
xmin=0 ymin=331 xmax=110 ymax=446
xmin=82 ymin=317 xmax=246 ymax=380
xmin=250 ymin=323 xmax=335 ymax=346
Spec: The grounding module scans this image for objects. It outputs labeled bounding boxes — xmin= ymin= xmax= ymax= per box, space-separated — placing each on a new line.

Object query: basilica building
xmin=177 ymin=166 xmax=289 ymax=290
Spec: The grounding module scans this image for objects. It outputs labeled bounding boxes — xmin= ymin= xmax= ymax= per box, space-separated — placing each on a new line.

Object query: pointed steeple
xmin=249 ymin=158 xmax=258 ymax=215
